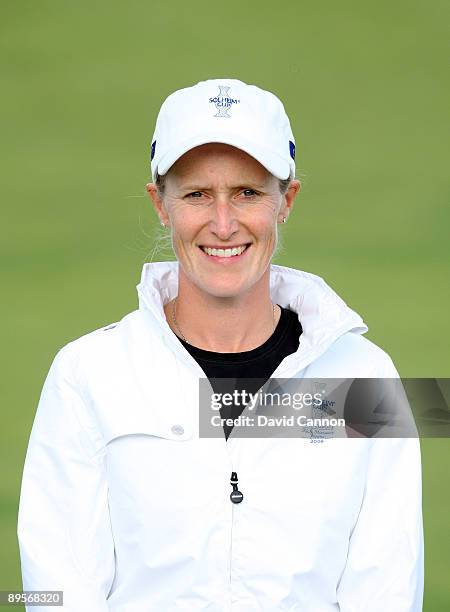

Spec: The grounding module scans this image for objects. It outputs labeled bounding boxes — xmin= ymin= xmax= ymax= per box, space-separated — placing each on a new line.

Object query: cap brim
xmin=155 ymin=132 xmax=292 ymax=180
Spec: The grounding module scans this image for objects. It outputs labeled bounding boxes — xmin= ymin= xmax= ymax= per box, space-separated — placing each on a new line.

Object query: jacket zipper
xmin=229 ymin=471 xmax=243 ymax=504
xmin=229 ymin=496 xmax=234 ymax=610
xmin=229 ymin=471 xmax=244 ymax=608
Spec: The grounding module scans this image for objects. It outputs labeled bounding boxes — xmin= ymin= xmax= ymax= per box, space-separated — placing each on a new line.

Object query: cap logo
xmin=151 ymin=140 xmax=156 ymax=161
xmin=289 ymin=140 xmax=295 ymax=161
xmin=209 ymin=85 xmax=240 ymax=118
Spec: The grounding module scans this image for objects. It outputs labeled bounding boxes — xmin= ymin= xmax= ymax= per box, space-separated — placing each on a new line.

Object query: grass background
xmin=1 ymin=0 xmax=448 ymax=609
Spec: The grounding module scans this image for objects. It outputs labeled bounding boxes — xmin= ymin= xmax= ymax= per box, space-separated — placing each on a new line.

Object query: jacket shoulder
xmin=59 ymin=310 xmax=139 ymax=350
xmin=52 ymin=310 xmax=142 ymax=377
xmin=314 ymin=332 xmax=400 ymax=378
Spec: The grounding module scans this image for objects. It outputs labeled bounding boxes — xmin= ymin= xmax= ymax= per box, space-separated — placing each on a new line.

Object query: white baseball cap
xmin=150 ymin=78 xmax=296 ymax=181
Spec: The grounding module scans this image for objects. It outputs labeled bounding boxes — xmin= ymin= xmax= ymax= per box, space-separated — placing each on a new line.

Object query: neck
xmin=164 ymin=269 xmax=280 ymax=353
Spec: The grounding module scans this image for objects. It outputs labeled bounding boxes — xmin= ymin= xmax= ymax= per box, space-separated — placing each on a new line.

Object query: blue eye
xmin=242 ymin=189 xmax=258 ymax=197
xmin=186 ymin=191 xmax=203 ymax=198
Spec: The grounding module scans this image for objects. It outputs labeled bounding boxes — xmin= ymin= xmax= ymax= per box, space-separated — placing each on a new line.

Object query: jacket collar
xmin=136 ymin=261 xmax=368 ymax=373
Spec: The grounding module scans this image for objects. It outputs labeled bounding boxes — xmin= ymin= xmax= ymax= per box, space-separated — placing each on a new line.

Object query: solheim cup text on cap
xmin=150 ymin=78 xmax=296 ymax=181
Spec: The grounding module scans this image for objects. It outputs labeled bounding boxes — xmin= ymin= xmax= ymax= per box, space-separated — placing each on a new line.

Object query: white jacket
xmin=17 ymin=262 xmax=424 ymax=611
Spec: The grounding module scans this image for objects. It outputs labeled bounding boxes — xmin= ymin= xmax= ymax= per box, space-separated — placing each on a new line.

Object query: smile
xmin=199 ymin=244 xmax=251 ymax=258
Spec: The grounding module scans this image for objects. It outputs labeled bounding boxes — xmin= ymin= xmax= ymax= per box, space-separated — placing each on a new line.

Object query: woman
xmin=18 ymin=79 xmax=423 ymax=611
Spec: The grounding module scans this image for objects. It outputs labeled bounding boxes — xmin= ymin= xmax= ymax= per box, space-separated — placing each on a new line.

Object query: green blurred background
xmin=1 ymin=0 xmax=448 ymax=609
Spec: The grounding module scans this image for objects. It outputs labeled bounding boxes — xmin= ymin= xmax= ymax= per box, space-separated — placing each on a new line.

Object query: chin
xmin=198 ymin=279 xmax=250 ymax=300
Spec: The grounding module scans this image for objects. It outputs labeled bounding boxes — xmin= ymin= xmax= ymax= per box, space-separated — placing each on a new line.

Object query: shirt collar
xmin=136 ymin=261 xmax=368 ymax=367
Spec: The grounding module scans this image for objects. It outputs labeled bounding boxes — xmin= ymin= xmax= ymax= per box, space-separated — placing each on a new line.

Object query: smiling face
xmin=146 ymin=143 xmax=300 ymax=300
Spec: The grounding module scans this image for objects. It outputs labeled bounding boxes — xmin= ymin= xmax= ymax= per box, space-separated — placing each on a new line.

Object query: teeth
xmin=203 ymin=245 xmax=247 ymax=257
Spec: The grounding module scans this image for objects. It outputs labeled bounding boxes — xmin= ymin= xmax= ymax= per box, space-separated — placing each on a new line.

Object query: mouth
xmin=199 ymin=243 xmax=252 ymax=260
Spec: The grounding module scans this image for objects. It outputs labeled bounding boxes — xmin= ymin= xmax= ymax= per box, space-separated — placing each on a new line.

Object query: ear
xmin=278 ymin=179 xmax=301 ymax=223
xmin=146 ymin=183 xmax=170 ymax=227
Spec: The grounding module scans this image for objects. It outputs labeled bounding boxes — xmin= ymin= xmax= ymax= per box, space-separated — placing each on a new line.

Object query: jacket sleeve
xmin=17 ymin=345 xmax=115 ymax=611
xmin=336 ymin=358 xmax=424 ymax=611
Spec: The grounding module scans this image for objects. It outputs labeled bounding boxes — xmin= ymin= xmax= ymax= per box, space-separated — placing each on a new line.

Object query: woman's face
xmin=147 ymin=143 xmax=300 ymax=299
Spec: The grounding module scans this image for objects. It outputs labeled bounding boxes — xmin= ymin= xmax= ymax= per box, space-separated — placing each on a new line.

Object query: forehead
xmin=168 ymin=143 xmax=272 ymax=183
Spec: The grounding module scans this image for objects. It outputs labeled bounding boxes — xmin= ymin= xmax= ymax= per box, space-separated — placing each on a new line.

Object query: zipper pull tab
xmin=230 ymin=471 xmax=244 ymax=504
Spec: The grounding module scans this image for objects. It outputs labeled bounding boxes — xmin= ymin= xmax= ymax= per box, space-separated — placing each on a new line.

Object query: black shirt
xmin=177 ymin=306 xmax=303 ymax=440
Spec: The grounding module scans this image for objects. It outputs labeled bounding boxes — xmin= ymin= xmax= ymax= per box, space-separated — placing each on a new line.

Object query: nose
xmin=208 ymin=197 xmax=240 ymax=240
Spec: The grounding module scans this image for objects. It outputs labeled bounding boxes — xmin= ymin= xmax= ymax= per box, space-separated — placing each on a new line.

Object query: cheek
xmin=250 ymin=200 xmax=280 ymax=230
xmin=170 ymin=208 xmax=201 ymax=243
xmin=250 ymin=212 xmax=278 ymax=240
